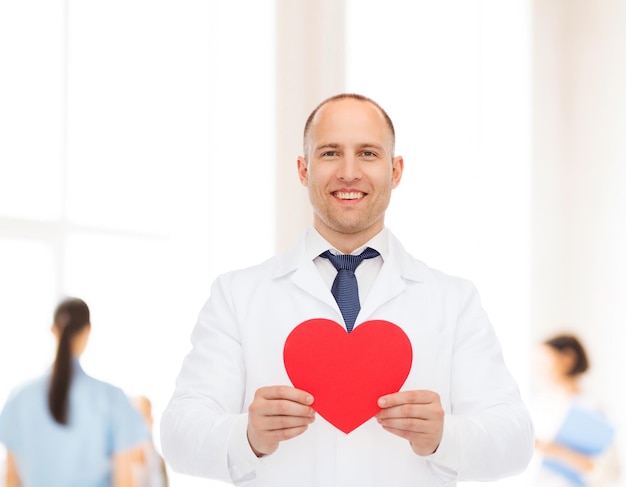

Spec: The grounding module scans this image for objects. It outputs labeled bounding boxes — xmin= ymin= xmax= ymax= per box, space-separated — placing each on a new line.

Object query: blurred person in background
xmin=132 ymin=395 xmax=168 ymax=487
xmin=0 ymin=297 xmax=148 ymax=487
xmin=532 ymin=333 xmax=621 ymax=486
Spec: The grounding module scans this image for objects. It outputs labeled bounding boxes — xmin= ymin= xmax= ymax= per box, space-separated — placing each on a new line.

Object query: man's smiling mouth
xmin=333 ymin=191 xmax=364 ymax=200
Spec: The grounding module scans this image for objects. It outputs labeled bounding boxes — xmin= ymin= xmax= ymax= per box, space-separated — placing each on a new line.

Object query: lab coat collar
xmin=272 ymin=227 xmax=427 ymax=283
xmin=271 ymin=227 xmax=427 ymax=323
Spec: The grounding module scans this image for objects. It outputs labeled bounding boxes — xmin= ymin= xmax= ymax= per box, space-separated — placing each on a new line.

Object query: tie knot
xmin=320 ymin=247 xmax=380 ymax=272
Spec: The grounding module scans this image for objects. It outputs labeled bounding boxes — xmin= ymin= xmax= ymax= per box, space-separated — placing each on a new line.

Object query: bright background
xmin=1 ymin=1 xmax=625 ymax=486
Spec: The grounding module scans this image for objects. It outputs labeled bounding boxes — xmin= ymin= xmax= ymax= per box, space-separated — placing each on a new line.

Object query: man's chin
xmin=324 ymin=216 xmax=381 ymax=237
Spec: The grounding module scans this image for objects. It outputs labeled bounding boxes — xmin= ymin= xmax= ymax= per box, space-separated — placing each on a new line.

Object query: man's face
xmin=298 ymin=98 xmax=403 ymax=243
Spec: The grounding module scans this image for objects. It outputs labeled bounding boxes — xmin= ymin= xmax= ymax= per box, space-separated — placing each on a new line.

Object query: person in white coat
xmin=160 ymin=93 xmax=534 ymax=486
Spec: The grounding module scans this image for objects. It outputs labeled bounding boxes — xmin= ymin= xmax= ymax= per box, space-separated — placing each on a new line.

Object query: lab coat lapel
xmin=290 ymin=261 xmax=338 ymax=311
xmin=357 ymin=231 xmax=425 ymax=326
xmin=358 ymin=259 xmax=406 ymax=320
xmin=273 ymin=232 xmax=338 ymax=312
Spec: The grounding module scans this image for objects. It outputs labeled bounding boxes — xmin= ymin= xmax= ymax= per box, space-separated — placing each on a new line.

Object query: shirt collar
xmin=72 ymin=358 xmax=86 ymax=375
xmin=306 ymin=226 xmax=389 ymax=259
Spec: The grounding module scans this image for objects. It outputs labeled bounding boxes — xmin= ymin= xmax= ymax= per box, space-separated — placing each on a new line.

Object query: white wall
xmin=274 ymin=0 xmax=346 ymax=251
xmin=532 ymin=0 xmax=626 ymax=480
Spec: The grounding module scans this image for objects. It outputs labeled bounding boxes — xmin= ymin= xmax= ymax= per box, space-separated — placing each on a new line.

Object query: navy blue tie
xmin=320 ymin=247 xmax=380 ymax=332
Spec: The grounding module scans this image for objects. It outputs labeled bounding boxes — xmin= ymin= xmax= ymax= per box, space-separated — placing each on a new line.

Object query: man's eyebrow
xmin=313 ymin=142 xmax=386 ymax=153
xmin=356 ymin=143 xmax=384 ymax=151
xmin=315 ymin=143 xmax=341 ymax=151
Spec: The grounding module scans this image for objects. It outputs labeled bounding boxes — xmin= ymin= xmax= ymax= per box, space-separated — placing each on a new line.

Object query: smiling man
xmin=298 ymin=96 xmax=403 ymax=253
xmin=161 ymin=94 xmax=534 ymax=486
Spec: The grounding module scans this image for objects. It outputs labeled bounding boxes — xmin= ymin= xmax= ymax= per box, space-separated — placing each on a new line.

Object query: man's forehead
xmin=310 ymin=102 xmax=389 ymax=138
xmin=313 ymin=98 xmax=383 ymax=122
xmin=303 ymin=97 xmax=395 ymax=156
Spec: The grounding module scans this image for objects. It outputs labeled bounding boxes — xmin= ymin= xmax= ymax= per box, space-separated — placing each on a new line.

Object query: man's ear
xmin=297 ymin=156 xmax=309 ymax=187
xmin=391 ymin=155 xmax=404 ymax=188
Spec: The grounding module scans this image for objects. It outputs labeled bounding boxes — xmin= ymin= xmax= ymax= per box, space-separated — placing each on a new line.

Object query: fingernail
xmin=306 ymin=395 xmax=314 ymax=404
xmin=378 ymin=398 xmax=386 ymax=407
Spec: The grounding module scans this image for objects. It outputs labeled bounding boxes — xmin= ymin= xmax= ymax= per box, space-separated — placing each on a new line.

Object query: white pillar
xmin=274 ymin=0 xmax=346 ymax=252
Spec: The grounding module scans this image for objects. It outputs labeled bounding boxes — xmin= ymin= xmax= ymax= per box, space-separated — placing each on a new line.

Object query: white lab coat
xmin=161 ymin=228 xmax=533 ymax=486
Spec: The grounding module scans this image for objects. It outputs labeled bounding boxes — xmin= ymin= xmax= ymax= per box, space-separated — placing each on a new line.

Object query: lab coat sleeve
xmin=160 ymin=273 xmax=260 ymax=483
xmin=426 ymin=281 xmax=534 ymax=482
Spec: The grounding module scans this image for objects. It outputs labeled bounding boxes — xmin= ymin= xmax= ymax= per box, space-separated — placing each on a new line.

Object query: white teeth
xmin=335 ymin=192 xmax=364 ymax=200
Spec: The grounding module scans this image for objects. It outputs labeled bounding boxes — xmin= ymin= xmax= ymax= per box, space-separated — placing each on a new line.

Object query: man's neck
xmin=314 ymin=223 xmax=384 ymax=254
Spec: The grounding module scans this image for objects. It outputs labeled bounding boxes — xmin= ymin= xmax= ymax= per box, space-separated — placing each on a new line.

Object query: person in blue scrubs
xmin=0 ymin=297 xmax=148 ymax=487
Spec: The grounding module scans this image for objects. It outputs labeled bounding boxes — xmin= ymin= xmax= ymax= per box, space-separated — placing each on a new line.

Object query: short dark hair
xmin=302 ymin=93 xmax=396 ymax=158
xmin=544 ymin=333 xmax=590 ymax=377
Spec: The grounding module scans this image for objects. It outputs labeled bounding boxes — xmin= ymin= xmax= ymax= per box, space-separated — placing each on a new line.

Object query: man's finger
xmin=257 ymin=385 xmax=314 ymax=405
xmin=378 ymin=390 xmax=439 ymax=408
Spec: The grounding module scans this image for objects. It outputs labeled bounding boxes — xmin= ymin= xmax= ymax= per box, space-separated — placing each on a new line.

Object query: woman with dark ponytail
xmin=0 ymin=297 xmax=148 ymax=487
xmin=49 ymin=297 xmax=92 ymax=425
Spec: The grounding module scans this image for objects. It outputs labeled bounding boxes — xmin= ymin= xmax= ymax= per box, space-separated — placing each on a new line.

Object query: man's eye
xmin=362 ymin=151 xmax=376 ymax=158
xmin=322 ymin=151 xmax=337 ymax=157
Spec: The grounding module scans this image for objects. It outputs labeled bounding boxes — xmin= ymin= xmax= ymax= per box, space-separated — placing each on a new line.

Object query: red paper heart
xmin=283 ymin=318 xmax=412 ymax=434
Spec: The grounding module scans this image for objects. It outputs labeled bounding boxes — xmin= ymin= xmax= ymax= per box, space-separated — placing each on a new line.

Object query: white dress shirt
xmin=309 ymin=226 xmax=387 ymax=309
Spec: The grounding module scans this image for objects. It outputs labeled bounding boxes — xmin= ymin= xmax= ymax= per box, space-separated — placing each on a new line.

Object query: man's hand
xmin=376 ymin=390 xmax=444 ymax=456
xmin=247 ymin=385 xmax=315 ymax=457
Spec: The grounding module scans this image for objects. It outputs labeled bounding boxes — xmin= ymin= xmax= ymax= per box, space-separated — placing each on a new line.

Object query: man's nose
xmin=337 ymin=154 xmax=362 ymax=181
